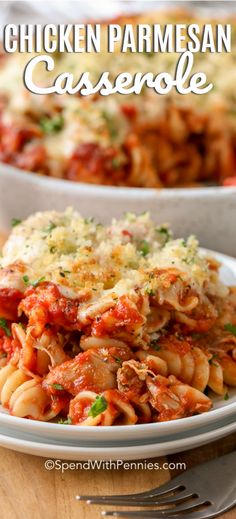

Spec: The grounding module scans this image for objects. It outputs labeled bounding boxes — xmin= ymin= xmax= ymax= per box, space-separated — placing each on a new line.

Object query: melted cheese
xmin=0 ymin=209 xmax=228 ymax=303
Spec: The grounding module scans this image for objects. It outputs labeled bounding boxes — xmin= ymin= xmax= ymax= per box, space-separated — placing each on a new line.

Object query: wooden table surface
xmin=0 ymin=233 xmax=236 ymax=519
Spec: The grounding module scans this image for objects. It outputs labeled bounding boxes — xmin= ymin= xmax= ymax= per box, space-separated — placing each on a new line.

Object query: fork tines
xmin=76 ymin=450 xmax=236 ymax=519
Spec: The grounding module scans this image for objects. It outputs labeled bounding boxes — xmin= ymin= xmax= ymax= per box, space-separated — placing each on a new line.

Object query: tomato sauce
xmin=0 ymin=288 xmax=23 ymax=320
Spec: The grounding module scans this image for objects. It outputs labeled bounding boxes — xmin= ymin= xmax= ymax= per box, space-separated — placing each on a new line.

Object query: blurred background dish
xmin=0 ymin=2 xmax=236 ymax=188
xmin=0 ymin=165 xmax=235 ymax=256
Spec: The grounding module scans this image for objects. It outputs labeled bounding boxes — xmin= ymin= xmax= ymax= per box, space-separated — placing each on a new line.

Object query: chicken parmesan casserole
xmin=0 ymin=209 xmax=235 ymax=426
xmin=0 ymin=10 xmax=236 ymax=188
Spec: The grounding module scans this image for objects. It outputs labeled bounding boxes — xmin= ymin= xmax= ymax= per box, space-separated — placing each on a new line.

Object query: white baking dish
xmin=0 ymin=163 xmax=235 ymax=256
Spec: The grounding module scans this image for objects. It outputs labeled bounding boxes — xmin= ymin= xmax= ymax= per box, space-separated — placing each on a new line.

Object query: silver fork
xmin=76 ymin=450 xmax=236 ymax=518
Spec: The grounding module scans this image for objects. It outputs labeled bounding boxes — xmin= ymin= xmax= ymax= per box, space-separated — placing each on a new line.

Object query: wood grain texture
xmin=0 ymin=435 xmax=236 ymax=519
xmin=0 ymin=448 xmax=170 ymax=519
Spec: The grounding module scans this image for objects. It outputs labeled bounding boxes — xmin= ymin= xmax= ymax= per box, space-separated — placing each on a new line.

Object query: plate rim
xmin=0 ymin=420 xmax=236 ymax=458
xmin=1 ymin=412 xmax=236 ymax=448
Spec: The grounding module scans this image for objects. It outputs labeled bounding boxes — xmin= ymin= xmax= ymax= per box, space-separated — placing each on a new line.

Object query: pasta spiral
xmin=0 ymin=364 xmax=57 ymax=421
xmin=136 ymin=344 xmax=228 ymax=395
xmin=146 ymin=375 xmax=212 ymax=421
xmin=69 ymin=389 xmax=137 ymax=426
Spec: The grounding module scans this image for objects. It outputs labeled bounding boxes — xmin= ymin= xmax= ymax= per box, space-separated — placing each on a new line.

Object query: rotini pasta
xmin=0 ymin=364 xmax=57 ymax=420
xmin=0 ymin=209 xmax=235 ymax=425
xmin=68 ymin=389 xmax=138 ymax=426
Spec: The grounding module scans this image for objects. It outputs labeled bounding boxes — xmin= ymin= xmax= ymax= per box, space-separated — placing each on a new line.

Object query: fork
xmin=76 ymin=450 xmax=236 ymax=518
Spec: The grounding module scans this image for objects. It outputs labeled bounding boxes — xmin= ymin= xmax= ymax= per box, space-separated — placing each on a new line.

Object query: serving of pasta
xmin=0 ymin=10 xmax=236 ymax=188
xmin=0 ymin=209 xmax=236 ymax=427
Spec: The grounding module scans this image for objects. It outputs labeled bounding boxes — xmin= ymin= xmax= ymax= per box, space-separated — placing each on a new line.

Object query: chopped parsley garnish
xmin=208 ymin=355 xmax=218 ymax=367
xmin=88 ymin=395 xmax=108 ymax=418
xmin=224 ymin=323 xmax=236 ymax=336
xmin=40 ymin=114 xmax=64 ymax=135
xmin=84 ymin=217 xmax=94 ymax=224
xmin=18 ymin=322 xmax=26 ymax=330
xmin=31 ymin=277 xmax=45 ymax=287
xmin=22 ymin=275 xmax=29 ymax=285
xmin=112 ymin=356 xmax=122 ymax=365
xmin=112 ymin=157 xmax=121 ymax=169
xmin=139 ymin=240 xmax=150 ymax=256
xmin=156 ymin=226 xmax=171 ymax=244
xmin=157 ymin=226 xmax=168 ymax=234
xmin=145 ymin=287 xmax=155 ymax=296
xmin=224 ymin=391 xmax=229 ymax=401
xmin=23 ymin=275 xmax=45 ymax=287
xmin=44 ymin=222 xmax=57 ymax=234
xmin=58 ymin=417 xmax=72 ymax=425
xmin=183 ymin=257 xmax=195 ymax=265
xmin=51 ymin=384 xmax=64 ymax=391
xmin=101 ymin=111 xmax=117 ymax=139
xmin=11 ymin=218 xmax=22 ymax=228
xmin=0 ymin=318 xmax=11 ymax=337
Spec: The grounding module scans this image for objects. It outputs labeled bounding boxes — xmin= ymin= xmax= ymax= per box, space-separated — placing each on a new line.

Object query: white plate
xmin=0 ymin=249 xmax=236 ymax=445
xmin=0 ymin=163 xmax=236 ymax=256
xmin=1 ymin=419 xmax=236 ymax=461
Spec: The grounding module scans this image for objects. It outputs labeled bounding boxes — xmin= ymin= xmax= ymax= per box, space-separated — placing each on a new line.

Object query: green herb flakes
xmin=11 ymin=218 xmax=22 ymax=228
xmin=31 ymin=277 xmax=45 ymax=287
xmin=0 ymin=318 xmax=11 ymax=337
xmin=40 ymin=114 xmax=64 ymax=135
xmin=225 ymin=323 xmax=236 ymax=336
xmin=44 ymin=222 xmax=57 ymax=234
xmin=88 ymin=395 xmax=108 ymax=418
xmin=156 ymin=226 xmax=171 ymax=244
xmin=51 ymin=384 xmax=64 ymax=391
xmin=58 ymin=417 xmax=72 ymax=425
xmin=139 ymin=240 xmax=150 ymax=256
xmin=112 ymin=157 xmax=121 ymax=169
xmin=112 ymin=356 xmax=122 ymax=365
xmin=146 ymin=286 xmax=155 ymax=296
xmin=101 ymin=111 xmax=117 ymax=139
